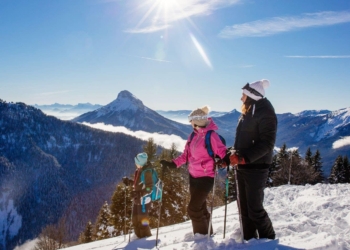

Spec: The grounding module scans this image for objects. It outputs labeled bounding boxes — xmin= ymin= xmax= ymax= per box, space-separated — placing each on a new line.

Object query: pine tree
xmin=328 ymin=156 xmax=343 ymax=184
xmin=271 ymin=145 xmax=317 ymax=185
xmin=302 ymin=148 xmax=320 ymax=185
xmin=305 ymin=147 xmax=313 ymax=166
xmin=226 ymin=168 xmax=237 ymax=202
xmin=152 ymin=146 xmax=190 ymax=227
xmin=95 ymin=201 xmax=112 ymax=240
xmin=338 ymin=156 xmax=347 ymax=183
xmin=312 ymin=149 xmax=324 ymax=183
xmin=288 ymin=149 xmax=301 ymax=184
xmin=81 ymin=221 xmax=94 ymax=243
xmin=110 ymin=184 xmax=132 ymax=236
xmin=143 ymin=138 xmax=157 ymax=162
xmin=266 ymin=154 xmax=277 ymax=187
xmin=343 ymin=156 xmax=350 ymax=183
xmin=271 ymin=143 xmax=290 ymax=186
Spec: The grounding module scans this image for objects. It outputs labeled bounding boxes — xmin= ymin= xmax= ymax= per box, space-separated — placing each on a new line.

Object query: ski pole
xmin=233 ymin=164 xmax=244 ymax=243
xmin=156 ymin=164 xmax=165 ymax=247
xmin=208 ymin=165 xmax=218 ymax=240
xmin=124 ymin=184 xmax=127 ymax=241
xmin=128 ymin=199 xmax=134 ymax=243
xmin=223 ymin=164 xmax=230 ymax=239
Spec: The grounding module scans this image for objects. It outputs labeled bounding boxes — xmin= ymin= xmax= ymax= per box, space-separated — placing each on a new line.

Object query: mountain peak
xmin=100 ymin=90 xmax=144 ymax=113
xmin=117 ymin=90 xmax=135 ymax=99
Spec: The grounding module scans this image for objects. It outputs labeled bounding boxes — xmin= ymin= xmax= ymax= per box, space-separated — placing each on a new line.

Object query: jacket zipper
xmin=193 ymin=131 xmax=207 ymax=173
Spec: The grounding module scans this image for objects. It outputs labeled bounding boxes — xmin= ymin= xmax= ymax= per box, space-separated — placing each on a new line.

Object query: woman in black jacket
xmin=229 ymin=79 xmax=277 ymax=241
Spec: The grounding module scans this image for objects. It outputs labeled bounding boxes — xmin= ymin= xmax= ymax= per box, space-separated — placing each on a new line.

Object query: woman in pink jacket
xmin=160 ymin=106 xmax=227 ymax=236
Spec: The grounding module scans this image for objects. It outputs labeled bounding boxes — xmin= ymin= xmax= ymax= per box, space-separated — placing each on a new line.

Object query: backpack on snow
xmin=140 ymin=168 xmax=163 ymax=212
xmin=189 ymin=130 xmax=226 ymax=159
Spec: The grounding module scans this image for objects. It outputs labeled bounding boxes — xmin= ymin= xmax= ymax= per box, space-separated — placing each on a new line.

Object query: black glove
xmin=223 ymin=152 xmax=231 ymax=167
xmin=160 ymin=160 xmax=177 ymax=169
xmin=122 ymin=177 xmax=133 ymax=186
xmin=222 ymin=147 xmax=234 ymax=166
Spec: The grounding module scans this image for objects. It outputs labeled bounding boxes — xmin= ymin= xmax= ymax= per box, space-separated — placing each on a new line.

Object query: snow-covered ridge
xmin=95 ymin=90 xmax=145 ymax=117
xmin=315 ymin=107 xmax=350 ymax=141
xmin=294 ymin=109 xmax=330 ymax=117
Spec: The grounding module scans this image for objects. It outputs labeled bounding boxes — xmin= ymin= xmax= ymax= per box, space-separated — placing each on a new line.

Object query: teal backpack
xmin=140 ymin=168 xmax=163 ymax=212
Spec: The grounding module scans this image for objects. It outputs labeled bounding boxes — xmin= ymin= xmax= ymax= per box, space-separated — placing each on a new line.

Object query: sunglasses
xmin=242 ymin=83 xmax=263 ymax=98
xmin=188 ymin=115 xmax=208 ymax=123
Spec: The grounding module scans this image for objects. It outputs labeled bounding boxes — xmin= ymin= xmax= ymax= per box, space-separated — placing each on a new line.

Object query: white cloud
xmin=333 ymin=136 xmax=350 ymax=149
xmin=126 ymin=24 xmax=171 ymax=34
xmin=139 ymin=56 xmax=171 ymax=63
xmin=285 ymin=55 xmax=350 ymax=59
xmin=219 ymin=11 xmax=350 ymax=38
xmin=238 ymin=64 xmax=254 ymax=68
xmin=81 ymin=122 xmax=187 ymax=151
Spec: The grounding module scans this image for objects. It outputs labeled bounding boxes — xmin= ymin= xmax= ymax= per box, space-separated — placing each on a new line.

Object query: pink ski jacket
xmin=173 ymin=118 xmax=227 ymax=178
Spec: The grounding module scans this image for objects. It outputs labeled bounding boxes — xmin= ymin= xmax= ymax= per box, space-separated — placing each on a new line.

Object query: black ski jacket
xmin=234 ymin=98 xmax=277 ymax=169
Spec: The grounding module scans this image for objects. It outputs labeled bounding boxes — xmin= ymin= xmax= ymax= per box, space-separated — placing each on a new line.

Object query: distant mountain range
xmin=34 ymin=103 xmax=103 ymax=120
xmin=156 ymin=110 xmax=229 ymax=124
xmin=274 ymin=108 xmax=350 ymax=173
xmin=68 ymin=91 xmax=349 ymax=176
xmin=0 ymin=100 xmax=148 ymax=249
xmin=34 ymin=102 xmax=102 ymax=113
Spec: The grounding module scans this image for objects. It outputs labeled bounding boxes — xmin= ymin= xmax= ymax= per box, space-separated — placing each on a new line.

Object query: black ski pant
xmin=132 ymin=203 xmax=152 ymax=238
xmin=236 ymin=168 xmax=275 ymax=240
xmin=187 ymin=175 xmax=214 ymax=235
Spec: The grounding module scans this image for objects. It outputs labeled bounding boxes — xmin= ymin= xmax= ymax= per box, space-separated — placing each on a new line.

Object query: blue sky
xmin=1 ymin=0 xmax=350 ymax=114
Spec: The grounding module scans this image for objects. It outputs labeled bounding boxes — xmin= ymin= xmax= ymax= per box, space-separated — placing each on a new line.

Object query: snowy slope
xmin=61 ymin=183 xmax=350 ymax=250
xmin=315 ymin=107 xmax=350 ymax=141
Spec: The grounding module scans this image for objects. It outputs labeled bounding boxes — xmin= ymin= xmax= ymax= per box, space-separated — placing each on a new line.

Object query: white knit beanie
xmin=188 ymin=106 xmax=210 ymax=127
xmin=242 ymin=79 xmax=270 ymax=101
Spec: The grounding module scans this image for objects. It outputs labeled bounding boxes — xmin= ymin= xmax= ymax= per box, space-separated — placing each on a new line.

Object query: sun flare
xmin=152 ymin=0 xmax=187 ymax=22
xmin=155 ymin=0 xmax=179 ymax=11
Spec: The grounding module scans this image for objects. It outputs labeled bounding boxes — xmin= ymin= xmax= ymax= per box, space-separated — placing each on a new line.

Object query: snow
xmin=0 ymin=192 xmax=22 ymax=249
xmin=294 ymin=110 xmax=330 ymax=117
xmin=95 ymin=91 xmax=144 ymax=117
xmin=61 ymin=183 xmax=350 ymax=250
xmin=315 ymin=107 xmax=350 ymax=141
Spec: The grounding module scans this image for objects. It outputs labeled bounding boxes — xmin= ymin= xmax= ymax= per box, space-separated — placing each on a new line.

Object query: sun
xmin=155 ymin=0 xmax=179 ymax=11
xmin=152 ymin=0 xmax=186 ymax=22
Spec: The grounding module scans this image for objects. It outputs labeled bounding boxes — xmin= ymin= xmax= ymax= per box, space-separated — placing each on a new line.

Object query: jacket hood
xmin=247 ymin=98 xmax=275 ymax=116
xmin=193 ymin=118 xmax=218 ymax=134
xmin=256 ymin=98 xmax=273 ymax=109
